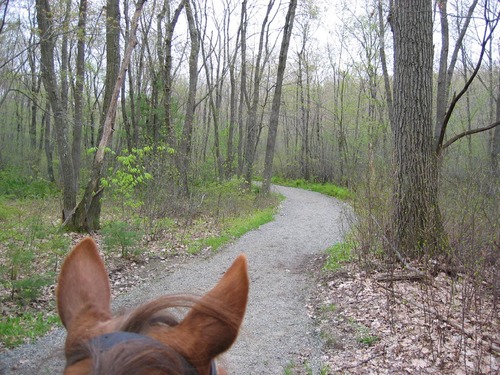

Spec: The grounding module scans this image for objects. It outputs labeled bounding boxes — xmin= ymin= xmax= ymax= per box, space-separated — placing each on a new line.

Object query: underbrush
xmin=0 ymin=175 xmax=280 ymax=350
xmin=336 ymin=160 xmax=500 ymax=373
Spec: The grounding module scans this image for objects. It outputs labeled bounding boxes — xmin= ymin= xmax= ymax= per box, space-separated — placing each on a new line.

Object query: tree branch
xmin=436 ymin=7 xmax=500 ymax=154
xmin=442 ymin=120 xmax=500 ymax=150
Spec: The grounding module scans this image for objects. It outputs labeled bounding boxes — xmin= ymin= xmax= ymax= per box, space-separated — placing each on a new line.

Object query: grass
xmin=323 ymin=240 xmax=355 ymax=271
xmin=0 ymin=312 xmax=60 ymax=348
xmin=271 ymin=176 xmax=352 ymax=200
xmin=188 ymin=206 xmax=277 ymax=254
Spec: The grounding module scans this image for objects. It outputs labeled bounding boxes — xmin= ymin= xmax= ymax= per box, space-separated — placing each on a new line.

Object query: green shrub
xmin=102 ymin=221 xmax=142 ymax=258
xmin=12 ymin=274 xmax=54 ymax=302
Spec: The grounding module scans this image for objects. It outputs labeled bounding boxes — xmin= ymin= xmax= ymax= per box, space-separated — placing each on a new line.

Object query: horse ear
xmin=57 ymin=237 xmax=112 ymax=329
xmin=173 ymin=254 xmax=249 ymax=367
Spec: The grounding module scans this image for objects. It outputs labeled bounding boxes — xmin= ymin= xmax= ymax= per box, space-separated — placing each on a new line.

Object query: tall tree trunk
xmin=236 ymin=0 xmax=248 ymax=177
xmin=36 ymin=0 xmax=76 ymax=220
xmin=178 ymin=0 xmax=200 ymax=196
xmin=262 ymin=0 xmax=297 ymax=194
xmin=226 ymin=8 xmax=240 ymax=179
xmin=242 ymin=0 xmax=274 ymax=189
xmin=43 ymin=100 xmax=55 ymax=182
xmin=391 ymin=0 xmax=445 ymax=258
xmin=493 ymin=69 xmax=500 ymax=178
xmin=72 ymin=0 xmax=87 ymax=191
xmin=434 ymin=0 xmax=479 ymax=144
xmin=378 ymin=0 xmax=393 ymax=130
xmin=162 ymin=0 xmax=184 ymax=148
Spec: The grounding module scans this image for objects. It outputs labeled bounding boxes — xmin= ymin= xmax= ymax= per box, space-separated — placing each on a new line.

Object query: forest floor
xmin=306 ymin=256 xmax=500 ymax=374
xmin=1 ymin=185 xmax=499 ymax=374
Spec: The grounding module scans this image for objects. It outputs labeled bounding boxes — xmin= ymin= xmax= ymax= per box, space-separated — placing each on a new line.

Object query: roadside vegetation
xmin=0 ymin=169 xmax=280 ymax=350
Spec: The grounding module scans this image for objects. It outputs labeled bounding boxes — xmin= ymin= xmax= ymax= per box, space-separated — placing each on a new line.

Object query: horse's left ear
xmin=57 ymin=237 xmax=112 ymax=330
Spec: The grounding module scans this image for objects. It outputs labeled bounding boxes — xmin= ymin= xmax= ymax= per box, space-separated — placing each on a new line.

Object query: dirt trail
xmin=0 ymin=185 xmax=350 ymax=375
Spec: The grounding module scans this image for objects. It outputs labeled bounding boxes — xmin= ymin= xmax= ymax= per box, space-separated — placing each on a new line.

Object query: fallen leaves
xmin=308 ymin=257 xmax=500 ymax=374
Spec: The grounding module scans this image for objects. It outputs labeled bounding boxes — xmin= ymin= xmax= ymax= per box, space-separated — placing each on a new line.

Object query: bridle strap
xmin=210 ymin=359 xmax=219 ymax=375
xmin=66 ymin=331 xmax=218 ymax=374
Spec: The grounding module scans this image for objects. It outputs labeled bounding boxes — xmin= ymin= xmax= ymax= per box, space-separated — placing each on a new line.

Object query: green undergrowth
xmin=271 ymin=176 xmax=352 ymax=200
xmin=0 ymin=168 xmax=58 ymax=199
xmin=323 ymin=239 xmax=356 ymax=271
xmin=189 ymin=205 xmax=278 ymax=254
xmin=0 ymin=312 xmax=60 ymax=349
xmin=0 ymin=174 xmax=281 ymax=349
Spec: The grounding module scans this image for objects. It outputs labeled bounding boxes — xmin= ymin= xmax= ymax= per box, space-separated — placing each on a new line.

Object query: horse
xmin=56 ymin=237 xmax=249 ymax=375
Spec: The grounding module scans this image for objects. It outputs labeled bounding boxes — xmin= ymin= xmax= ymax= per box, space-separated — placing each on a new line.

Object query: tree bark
xmin=391 ymin=0 xmax=445 ymax=258
xmin=262 ymin=0 xmax=297 ymax=194
xmin=178 ymin=0 xmax=200 ymax=196
xmin=36 ymin=0 xmax=76 ymax=220
xmin=72 ymin=0 xmax=87 ymax=191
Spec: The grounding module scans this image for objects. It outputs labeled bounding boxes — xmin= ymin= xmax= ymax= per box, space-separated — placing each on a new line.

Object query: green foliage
xmin=188 ymin=206 xmax=276 ymax=254
xmin=0 ymin=168 xmax=58 ymax=199
xmin=0 ymin=312 xmax=60 ymax=348
xmin=271 ymin=177 xmax=353 ymax=200
xmin=0 ymin=199 xmax=21 ymax=221
xmin=101 ymin=147 xmax=157 ymax=209
xmin=101 ymin=221 xmax=142 ymax=258
xmin=323 ymin=240 xmax=355 ymax=271
xmin=12 ymin=274 xmax=54 ymax=302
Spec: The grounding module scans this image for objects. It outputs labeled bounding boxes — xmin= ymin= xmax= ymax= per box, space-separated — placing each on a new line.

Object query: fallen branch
xmin=335 ymin=350 xmax=386 ymax=371
xmin=376 ymin=273 xmax=426 ymax=282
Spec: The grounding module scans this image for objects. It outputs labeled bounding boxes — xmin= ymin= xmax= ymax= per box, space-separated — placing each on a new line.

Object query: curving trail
xmin=0 ymin=185 xmax=350 ymax=375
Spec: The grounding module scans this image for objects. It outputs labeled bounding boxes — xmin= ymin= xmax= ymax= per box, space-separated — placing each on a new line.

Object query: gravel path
xmin=0 ymin=185 xmax=351 ymax=375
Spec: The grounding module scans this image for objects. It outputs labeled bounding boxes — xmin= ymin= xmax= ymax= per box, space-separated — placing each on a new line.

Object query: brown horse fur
xmin=56 ymin=237 xmax=249 ymax=374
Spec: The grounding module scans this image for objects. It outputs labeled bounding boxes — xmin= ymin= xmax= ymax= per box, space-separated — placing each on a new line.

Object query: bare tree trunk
xmin=262 ymin=0 xmax=297 ymax=194
xmin=178 ymin=0 xmax=200 ymax=196
xmin=242 ymin=0 xmax=274 ymax=189
xmin=36 ymin=0 xmax=76 ymax=220
xmin=493 ymin=67 xmax=500 ymax=178
xmin=43 ymin=100 xmax=55 ymax=182
xmin=391 ymin=0 xmax=445 ymax=258
xmin=236 ymin=0 xmax=248 ymax=177
xmin=72 ymin=0 xmax=87 ymax=191
xmin=226 ymin=6 xmax=240 ymax=179
xmin=378 ymin=0 xmax=393 ymax=129
xmin=162 ymin=0 xmax=185 ymax=148
xmin=434 ymin=0 xmax=478 ymax=144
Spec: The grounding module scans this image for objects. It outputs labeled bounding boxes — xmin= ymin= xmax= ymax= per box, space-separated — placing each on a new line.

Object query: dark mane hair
xmin=68 ymin=295 xmax=240 ymax=374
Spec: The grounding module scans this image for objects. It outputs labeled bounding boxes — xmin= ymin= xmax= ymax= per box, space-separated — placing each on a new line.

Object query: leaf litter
xmin=307 ymin=256 xmax=500 ymax=374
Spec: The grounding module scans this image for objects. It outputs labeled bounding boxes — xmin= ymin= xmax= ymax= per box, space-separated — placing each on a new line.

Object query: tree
xmin=241 ymin=0 xmax=275 ymax=189
xmin=391 ymin=0 xmax=445 ymax=258
xmin=177 ymin=0 xmax=200 ymax=196
xmin=64 ymin=0 xmax=146 ymax=231
xmin=36 ymin=0 xmax=76 ymax=220
xmin=261 ymin=0 xmax=297 ymax=194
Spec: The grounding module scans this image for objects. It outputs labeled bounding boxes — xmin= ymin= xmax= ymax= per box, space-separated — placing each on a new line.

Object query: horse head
xmin=57 ymin=237 xmax=249 ymax=374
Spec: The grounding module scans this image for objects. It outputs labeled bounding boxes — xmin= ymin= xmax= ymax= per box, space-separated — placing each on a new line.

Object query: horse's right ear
xmin=57 ymin=237 xmax=112 ymax=330
xmin=159 ymin=254 xmax=249 ymax=372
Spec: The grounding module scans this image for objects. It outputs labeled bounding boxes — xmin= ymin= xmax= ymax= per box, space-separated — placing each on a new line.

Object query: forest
xmin=0 ymin=0 xmax=499 ymax=372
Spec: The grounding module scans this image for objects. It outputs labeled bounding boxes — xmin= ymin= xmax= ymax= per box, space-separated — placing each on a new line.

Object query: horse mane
xmin=67 ymin=294 xmax=240 ymax=374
